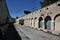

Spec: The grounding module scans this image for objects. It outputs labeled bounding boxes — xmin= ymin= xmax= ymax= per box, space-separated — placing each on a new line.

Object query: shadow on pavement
xmin=0 ymin=22 xmax=22 ymax=40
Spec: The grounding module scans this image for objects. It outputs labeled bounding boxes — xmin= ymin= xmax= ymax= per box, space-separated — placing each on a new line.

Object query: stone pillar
xmin=51 ymin=20 xmax=55 ymax=32
xmin=25 ymin=19 xmax=27 ymax=26
xmin=35 ymin=18 xmax=39 ymax=28
xmin=34 ymin=18 xmax=37 ymax=28
xmin=42 ymin=20 xmax=45 ymax=30
xmin=16 ymin=19 xmax=19 ymax=24
xmin=31 ymin=19 xmax=32 ymax=27
xmin=31 ymin=18 xmax=33 ymax=28
xmin=28 ymin=19 xmax=30 ymax=26
xmin=34 ymin=19 xmax=35 ymax=27
xmin=24 ymin=19 xmax=25 ymax=25
xmin=27 ymin=19 xmax=29 ymax=26
xmin=28 ymin=19 xmax=29 ymax=26
xmin=30 ymin=19 xmax=31 ymax=26
xmin=29 ymin=19 xmax=31 ymax=26
xmin=32 ymin=18 xmax=34 ymax=28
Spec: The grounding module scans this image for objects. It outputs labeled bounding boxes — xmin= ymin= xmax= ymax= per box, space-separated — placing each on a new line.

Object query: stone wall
xmin=0 ymin=0 xmax=10 ymax=25
xmin=16 ymin=1 xmax=60 ymax=34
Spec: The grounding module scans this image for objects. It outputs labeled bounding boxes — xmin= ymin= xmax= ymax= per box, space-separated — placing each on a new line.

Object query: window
xmin=58 ymin=4 xmax=60 ymax=6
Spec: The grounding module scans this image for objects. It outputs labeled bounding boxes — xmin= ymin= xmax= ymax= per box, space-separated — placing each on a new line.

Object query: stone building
xmin=0 ymin=0 xmax=12 ymax=35
xmin=16 ymin=1 xmax=60 ymax=35
xmin=0 ymin=0 xmax=11 ymax=25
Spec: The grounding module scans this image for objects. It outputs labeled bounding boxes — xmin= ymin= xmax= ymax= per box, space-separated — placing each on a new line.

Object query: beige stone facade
xmin=16 ymin=1 xmax=60 ymax=35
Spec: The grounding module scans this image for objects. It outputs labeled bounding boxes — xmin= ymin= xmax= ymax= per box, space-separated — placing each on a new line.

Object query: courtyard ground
xmin=14 ymin=23 xmax=60 ymax=40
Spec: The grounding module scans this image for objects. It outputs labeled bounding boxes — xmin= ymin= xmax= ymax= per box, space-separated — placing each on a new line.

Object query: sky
xmin=6 ymin=0 xmax=43 ymax=18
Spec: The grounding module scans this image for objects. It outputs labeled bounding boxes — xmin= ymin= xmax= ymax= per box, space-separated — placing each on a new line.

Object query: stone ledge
xmin=52 ymin=31 xmax=60 ymax=36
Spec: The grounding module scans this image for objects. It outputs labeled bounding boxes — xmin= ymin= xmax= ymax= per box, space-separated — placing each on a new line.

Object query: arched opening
xmin=19 ymin=19 xmax=24 ymax=25
xmin=45 ymin=16 xmax=51 ymax=30
xmin=19 ymin=20 xmax=21 ymax=24
xmin=34 ymin=17 xmax=37 ymax=27
xmin=39 ymin=17 xmax=43 ymax=28
xmin=54 ymin=14 xmax=60 ymax=32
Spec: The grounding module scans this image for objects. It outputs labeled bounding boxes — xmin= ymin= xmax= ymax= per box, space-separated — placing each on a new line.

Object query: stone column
xmin=29 ymin=19 xmax=31 ymax=26
xmin=27 ymin=19 xmax=29 ymax=26
xmin=25 ymin=19 xmax=27 ymax=26
xmin=32 ymin=18 xmax=34 ymax=28
xmin=31 ymin=19 xmax=32 ymax=27
xmin=51 ymin=20 xmax=55 ymax=32
xmin=36 ymin=18 xmax=39 ymax=28
xmin=31 ymin=18 xmax=33 ymax=28
xmin=28 ymin=19 xmax=30 ymax=26
xmin=24 ymin=19 xmax=25 ymax=25
xmin=42 ymin=20 xmax=45 ymax=30
xmin=33 ymin=18 xmax=38 ymax=29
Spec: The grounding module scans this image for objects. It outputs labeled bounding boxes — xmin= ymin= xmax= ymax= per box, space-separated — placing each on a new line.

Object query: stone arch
xmin=38 ymin=17 xmax=43 ymax=28
xmin=54 ymin=14 xmax=60 ymax=21
xmin=45 ymin=16 xmax=51 ymax=30
xmin=54 ymin=14 xmax=60 ymax=32
xmin=34 ymin=17 xmax=37 ymax=27
xmin=19 ymin=20 xmax=21 ymax=24
xmin=19 ymin=19 xmax=24 ymax=25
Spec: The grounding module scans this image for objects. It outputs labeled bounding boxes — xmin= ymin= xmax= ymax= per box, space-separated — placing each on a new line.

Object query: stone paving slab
xmin=14 ymin=24 xmax=30 ymax=40
xmin=14 ymin=24 xmax=60 ymax=40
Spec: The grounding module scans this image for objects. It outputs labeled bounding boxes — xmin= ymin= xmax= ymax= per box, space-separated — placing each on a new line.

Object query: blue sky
xmin=6 ymin=0 xmax=43 ymax=18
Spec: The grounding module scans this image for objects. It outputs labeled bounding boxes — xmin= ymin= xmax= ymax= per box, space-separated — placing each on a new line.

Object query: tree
xmin=16 ymin=16 xmax=19 ymax=19
xmin=40 ymin=0 xmax=59 ymax=8
xmin=24 ymin=10 xmax=31 ymax=15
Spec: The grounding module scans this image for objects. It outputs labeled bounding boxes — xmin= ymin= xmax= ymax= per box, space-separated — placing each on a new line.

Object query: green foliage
xmin=40 ymin=0 xmax=59 ymax=8
xmin=24 ymin=10 xmax=31 ymax=15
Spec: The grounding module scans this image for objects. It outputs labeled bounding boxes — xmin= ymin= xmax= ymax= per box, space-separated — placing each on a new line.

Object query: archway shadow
xmin=44 ymin=16 xmax=51 ymax=30
xmin=38 ymin=17 xmax=43 ymax=28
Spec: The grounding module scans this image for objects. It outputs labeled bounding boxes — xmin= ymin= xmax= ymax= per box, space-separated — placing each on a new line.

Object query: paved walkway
xmin=14 ymin=24 xmax=60 ymax=40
